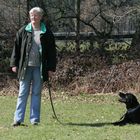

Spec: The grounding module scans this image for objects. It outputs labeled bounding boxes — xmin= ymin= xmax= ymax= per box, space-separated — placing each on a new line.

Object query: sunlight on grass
xmin=0 ymin=93 xmax=140 ymax=140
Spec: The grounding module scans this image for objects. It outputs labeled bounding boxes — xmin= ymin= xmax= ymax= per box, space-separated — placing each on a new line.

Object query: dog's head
xmin=118 ymin=92 xmax=139 ymax=110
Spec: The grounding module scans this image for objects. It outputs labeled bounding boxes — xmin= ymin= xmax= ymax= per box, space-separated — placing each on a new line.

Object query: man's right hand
xmin=12 ymin=67 xmax=17 ymax=73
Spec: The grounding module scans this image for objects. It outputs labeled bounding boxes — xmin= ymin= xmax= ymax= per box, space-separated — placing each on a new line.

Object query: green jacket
xmin=10 ymin=22 xmax=57 ymax=81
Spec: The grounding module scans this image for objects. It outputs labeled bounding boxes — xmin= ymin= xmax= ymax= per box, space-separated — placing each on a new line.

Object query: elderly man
xmin=10 ymin=7 xmax=57 ymax=126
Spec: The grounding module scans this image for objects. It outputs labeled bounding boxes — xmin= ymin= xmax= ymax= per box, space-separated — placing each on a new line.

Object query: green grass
xmin=0 ymin=93 xmax=140 ymax=140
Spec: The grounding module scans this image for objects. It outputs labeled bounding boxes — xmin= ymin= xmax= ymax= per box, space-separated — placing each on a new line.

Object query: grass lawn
xmin=0 ymin=92 xmax=140 ymax=140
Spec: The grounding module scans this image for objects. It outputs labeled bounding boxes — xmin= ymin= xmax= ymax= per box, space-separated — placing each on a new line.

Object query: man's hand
xmin=12 ymin=67 xmax=17 ymax=73
xmin=48 ymin=71 xmax=54 ymax=78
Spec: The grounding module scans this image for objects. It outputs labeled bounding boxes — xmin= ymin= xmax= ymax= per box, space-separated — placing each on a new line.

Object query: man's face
xmin=29 ymin=11 xmax=42 ymax=25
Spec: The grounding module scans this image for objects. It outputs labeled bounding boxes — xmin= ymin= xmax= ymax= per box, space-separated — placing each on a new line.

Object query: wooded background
xmin=0 ymin=0 xmax=140 ymax=94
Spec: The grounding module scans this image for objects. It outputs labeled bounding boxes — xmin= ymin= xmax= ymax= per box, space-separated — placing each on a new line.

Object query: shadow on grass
xmin=65 ymin=122 xmax=113 ymax=127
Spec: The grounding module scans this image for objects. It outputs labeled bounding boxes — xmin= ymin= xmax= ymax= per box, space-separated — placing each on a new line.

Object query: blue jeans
xmin=14 ymin=66 xmax=42 ymax=123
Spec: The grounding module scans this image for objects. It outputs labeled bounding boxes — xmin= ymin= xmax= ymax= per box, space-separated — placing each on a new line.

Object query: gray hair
xmin=29 ymin=7 xmax=44 ymax=17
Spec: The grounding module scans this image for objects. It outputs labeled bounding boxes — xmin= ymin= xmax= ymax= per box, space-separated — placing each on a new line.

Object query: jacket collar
xmin=25 ymin=22 xmax=46 ymax=33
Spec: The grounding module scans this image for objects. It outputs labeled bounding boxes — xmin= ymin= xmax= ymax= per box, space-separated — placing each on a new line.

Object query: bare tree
xmin=36 ymin=0 xmax=139 ymax=53
xmin=1 ymin=0 xmax=140 ymax=52
xmin=0 ymin=0 xmax=27 ymax=36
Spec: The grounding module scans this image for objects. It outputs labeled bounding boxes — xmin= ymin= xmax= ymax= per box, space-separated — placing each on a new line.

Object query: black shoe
xmin=12 ymin=121 xmax=21 ymax=127
xmin=32 ymin=122 xmax=38 ymax=125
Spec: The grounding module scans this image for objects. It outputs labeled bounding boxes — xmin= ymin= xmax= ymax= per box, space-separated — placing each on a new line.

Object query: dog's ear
xmin=119 ymin=92 xmax=125 ymax=97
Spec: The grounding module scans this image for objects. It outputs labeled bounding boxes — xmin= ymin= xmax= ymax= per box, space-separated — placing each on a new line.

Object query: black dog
xmin=113 ymin=92 xmax=140 ymax=126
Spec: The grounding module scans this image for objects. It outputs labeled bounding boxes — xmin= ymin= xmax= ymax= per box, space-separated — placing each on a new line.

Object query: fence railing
xmin=54 ymin=31 xmax=135 ymax=40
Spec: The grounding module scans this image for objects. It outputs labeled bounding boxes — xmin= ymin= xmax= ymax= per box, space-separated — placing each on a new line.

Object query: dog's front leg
xmin=112 ymin=114 xmax=129 ymax=126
